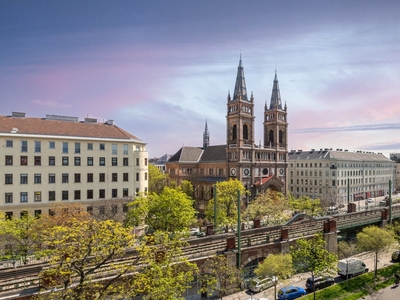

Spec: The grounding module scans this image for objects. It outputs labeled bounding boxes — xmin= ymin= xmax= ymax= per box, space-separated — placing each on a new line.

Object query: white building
xmin=288 ymin=148 xmax=395 ymax=206
xmin=1 ymin=112 xmax=148 ymax=219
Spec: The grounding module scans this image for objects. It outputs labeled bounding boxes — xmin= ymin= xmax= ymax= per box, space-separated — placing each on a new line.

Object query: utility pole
xmin=237 ymin=189 xmax=241 ymax=268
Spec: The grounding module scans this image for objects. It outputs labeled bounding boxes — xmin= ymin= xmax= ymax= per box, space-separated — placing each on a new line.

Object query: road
xmin=222 ymin=250 xmax=397 ymax=300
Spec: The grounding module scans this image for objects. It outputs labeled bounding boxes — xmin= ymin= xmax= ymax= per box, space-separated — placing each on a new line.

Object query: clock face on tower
xmin=243 ymin=168 xmax=250 ymax=176
xmin=279 ymin=168 xmax=284 ymax=175
xmin=230 ymin=168 xmax=236 ymax=176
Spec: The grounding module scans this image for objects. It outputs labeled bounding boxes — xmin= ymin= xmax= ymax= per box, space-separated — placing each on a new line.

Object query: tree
xmin=205 ymin=179 xmax=248 ymax=230
xmin=148 ymin=164 xmax=168 ymax=195
xmin=88 ymin=197 xmax=131 ymax=223
xmin=254 ymin=253 xmax=293 ymax=299
xmin=37 ymin=218 xmax=137 ymax=300
xmin=356 ymin=226 xmax=395 ymax=283
xmin=288 ymin=194 xmax=323 ymax=217
xmin=0 ymin=214 xmax=41 ymax=265
xmin=337 ymin=241 xmax=357 ymax=289
xmin=198 ymin=254 xmax=242 ymax=299
xmin=290 ymin=233 xmax=337 ymax=300
xmin=126 ymin=186 xmax=196 ymax=233
xmin=244 ymin=189 xmax=289 ymax=225
xmin=129 ymin=231 xmax=198 ymax=300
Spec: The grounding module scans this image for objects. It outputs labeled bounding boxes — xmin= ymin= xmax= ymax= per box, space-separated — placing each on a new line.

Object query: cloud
xmin=292 ymin=123 xmax=400 ymax=134
xmin=31 ymin=99 xmax=71 ymax=108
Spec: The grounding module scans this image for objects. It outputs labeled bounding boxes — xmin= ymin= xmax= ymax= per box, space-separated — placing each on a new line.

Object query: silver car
xmin=248 ymin=276 xmax=278 ymax=292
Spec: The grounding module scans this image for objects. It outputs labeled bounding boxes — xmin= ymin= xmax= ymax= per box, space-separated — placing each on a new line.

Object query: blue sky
xmin=1 ymin=0 xmax=399 ymax=158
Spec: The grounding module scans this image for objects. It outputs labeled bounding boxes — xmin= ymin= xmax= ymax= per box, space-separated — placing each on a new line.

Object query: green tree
xmin=205 ymin=179 xmax=248 ymax=231
xmin=356 ymin=225 xmax=395 ymax=283
xmin=130 ymin=231 xmax=198 ymax=300
xmin=148 ymin=164 xmax=168 ymax=195
xmin=254 ymin=253 xmax=293 ymax=299
xmin=198 ymin=254 xmax=241 ymax=299
xmin=337 ymin=241 xmax=357 ymax=288
xmin=290 ymin=233 xmax=337 ymax=300
xmin=0 ymin=214 xmax=41 ymax=264
xmin=288 ymin=195 xmax=323 ymax=217
xmin=37 ymin=218 xmax=137 ymax=300
xmin=179 ymin=180 xmax=195 ymax=199
xmin=244 ymin=189 xmax=289 ymax=225
xmin=126 ymin=186 xmax=196 ymax=233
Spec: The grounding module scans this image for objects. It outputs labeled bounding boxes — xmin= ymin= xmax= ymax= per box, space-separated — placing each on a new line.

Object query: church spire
xmin=269 ymin=69 xmax=282 ymax=109
xmin=203 ymin=119 xmax=209 ymax=149
xmin=233 ymin=55 xmax=247 ymax=101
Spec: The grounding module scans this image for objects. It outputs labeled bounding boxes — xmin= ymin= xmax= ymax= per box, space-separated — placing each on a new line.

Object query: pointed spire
xmin=203 ymin=119 xmax=210 ymax=150
xmin=233 ymin=55 xmax=247 ymax=101
xmin=269 ymin=69 xmax=282 ymax=109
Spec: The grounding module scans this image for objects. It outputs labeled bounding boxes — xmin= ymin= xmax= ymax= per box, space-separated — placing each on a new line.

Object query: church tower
xmin=203 ymin=120 xmax=209 ymax=149
xmin=263 ymin=70 xmax=288 ymax=188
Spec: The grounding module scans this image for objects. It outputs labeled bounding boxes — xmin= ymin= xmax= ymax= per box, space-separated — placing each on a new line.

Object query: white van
xmin=338 ymin=258 xmax=368 ymax=278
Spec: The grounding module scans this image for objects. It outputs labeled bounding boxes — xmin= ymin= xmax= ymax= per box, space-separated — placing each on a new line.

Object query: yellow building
xmin=0 ymin=112 xmax=148 ymax=219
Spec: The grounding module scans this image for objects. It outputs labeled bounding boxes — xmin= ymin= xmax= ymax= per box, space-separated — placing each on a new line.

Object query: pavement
xmin=220 ymin=250 xmax=397 ymax=300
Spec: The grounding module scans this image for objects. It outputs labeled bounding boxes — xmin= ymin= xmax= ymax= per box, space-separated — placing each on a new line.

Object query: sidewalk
xmin=221 ymin=250 xmax=395 ymax=300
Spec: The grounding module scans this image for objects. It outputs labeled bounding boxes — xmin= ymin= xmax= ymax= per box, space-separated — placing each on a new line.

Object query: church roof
xmin=199 ymin=145 xmax=226 ymax=162
xmin=168 ymin=145 xmax=226 ymax=163
xmin=233 ymin=56 xmax=247 ymax=101
xmin=269 ymin=70 xmax=282 ymax=110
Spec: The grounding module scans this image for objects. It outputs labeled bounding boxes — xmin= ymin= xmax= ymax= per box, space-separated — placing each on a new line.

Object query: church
xmin=166 ymin=57 xmax=288 ymax=212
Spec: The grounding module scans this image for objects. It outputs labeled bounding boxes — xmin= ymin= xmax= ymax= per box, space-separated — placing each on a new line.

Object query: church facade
xmin=166 ymin=57 xmax=288 ymax=212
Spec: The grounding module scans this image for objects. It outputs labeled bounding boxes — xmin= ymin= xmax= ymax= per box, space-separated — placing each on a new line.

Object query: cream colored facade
xmin=288 ymin=149 xmax=395 ymax=207
xmin=1 ymin=113 xmax=148 ymax=218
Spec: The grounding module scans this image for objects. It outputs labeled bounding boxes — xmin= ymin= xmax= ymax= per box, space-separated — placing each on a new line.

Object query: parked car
xmin=366 ymin=198 xmax=374 ymax=203
xmin=327 ymin=206 xmax=339 ymax=215
xmin=248 ymin=276 xmax=278 ymax=293
xmin=277 ymin=286 xmax=306 ymax=299
xmin=384 ymin=195 xmax=389 ymax=200
xmin=305 ymin=276 xmax=334 ymax=291
xmin=338 ymin=258 xmax=369 ymax=278
xmin=379 ymin=199 xmax=388 ymax=207
xmin=392 ymin=250 xmax=400 ymax=262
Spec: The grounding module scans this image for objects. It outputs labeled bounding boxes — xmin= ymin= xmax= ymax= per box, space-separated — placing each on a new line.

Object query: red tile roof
xmin=0 ymin=115 xmax=142 ymax=141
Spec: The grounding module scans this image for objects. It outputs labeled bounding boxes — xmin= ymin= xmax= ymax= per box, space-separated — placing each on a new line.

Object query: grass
xmin=301 ymin=263 xmax=400 ymax=300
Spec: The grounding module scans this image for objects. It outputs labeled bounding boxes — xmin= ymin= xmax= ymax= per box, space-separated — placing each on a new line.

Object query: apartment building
xmin=390 ymin=153 xmax=400 ymax=192
xmin=1 ymin=112 xmax=148 ymax=219
xmin=288 ymin=148 xmax=395 ymax=207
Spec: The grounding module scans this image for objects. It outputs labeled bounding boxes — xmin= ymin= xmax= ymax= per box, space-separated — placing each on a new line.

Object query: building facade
xmin=0 ymin=112 xmax=148 ymax=219
xmin=288 ymin=148 xmax=395 ymax=206
xmin=166 ymin=58 xmax=289 ymax=211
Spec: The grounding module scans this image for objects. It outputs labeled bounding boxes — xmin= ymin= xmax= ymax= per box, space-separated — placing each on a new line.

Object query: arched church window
xmin=232 ymin=124 xmax=237 ymax=140
xmin=279 ymin=130 xmax=284 ymax=143
xmin=269 ymin=130 xmax=274 ymax=144
xmin=243 ymin=124 xmax=248 ymax=140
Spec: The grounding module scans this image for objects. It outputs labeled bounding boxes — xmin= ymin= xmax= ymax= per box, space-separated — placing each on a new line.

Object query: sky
xmin=1 ymin=0 xmax=400 ymax=158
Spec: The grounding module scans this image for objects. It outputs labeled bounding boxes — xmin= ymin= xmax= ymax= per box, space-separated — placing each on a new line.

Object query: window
xmin=87 ymin=157 xmax=93 ymax=166
xmin=21 ymin=140 xmax=28 ymax=152
xmin=123 ymin=204 xmax=129 ymax=212
xmin=62 ymin=142 xmax=68 ymax=153
xmin=49 ymin=156 xmax=55 ymax=166
xmin=74 ymin=157 xmax=81 ymax=166
xmin=123 ymin=158 xmax=128 ymax=166
xmin=74 ymin=173 xmax=81 ymax=183
xmin=99 ymin=157 xmax=105 ymax=166
xmin=123 ymin=173 xmax=128 ymax=181
xmin=6 ymin=140 xmax=13 ymax=148
xmin=123 ymin=188 xmax=128 ymax=197
xmin=99 ymin=143 xmax=105 ymax=150
xmin=145 ymin=172 xmax=148 ymax=180
xmin=112 ymin=157 xmax=117 ymax=166
xmin=20 ymin=192 xmax=28 ymax=202
xmin=112 ymin=144 xmax=117 ymax=155
xmin=49 ymin=141 xmax=55 ymax=149
xmin=87 ymin=190 xmax=93 ymax=199
xmin=20 ymin=211 xmax=28 ymax=218
xmin=145 ymin=158 xmax=148 ymax=166
xmin=136 ymin=158 xmax=139 ymax=166
xmin=5 ymin=174 xmax=13 ymax=184
xmin=34 ymin=174 xmax=41 ymax=184
xmin=87 ymin=143 xmax=93 ymax=150
xmin=5 ymin=193 xmax=13 ymax=203
xmin=5 ymin=155 xmax=13 ymax=165
xmin=34 ymin=210 xmax=42 ymax=218
xmin=112 ymin=173 xmax=118 ymax=182
xmin=87 ymin=173 xmax=93 ymax=182
xmin=49 ymin=191 xmax=55 ymax=201
xmin=62 ymin=173 xmax=69 ymax=183
xmin=123 ymin=144 xmax=128 ymax=155
xmin=20 ymin=156 xmax=28 ymax=165
xmin=34 ymin=156 xmax=41 ymax=166
xmin=136 ymin=173 xmax=139 ymax=181
xmin=49 ymin=173 xmax=55 ymax=183
xmin=74 ymin=190 xmax=81 ymax=200
xmin=75 ymin=142 xmax=81 ymax=154
xmin=34 ymin=141 xmax=41 ymax=152
xmin=112 ymin=189 xmax=117 ymax=198
xmin=99 ymin=189 xmax=105 ymax=198
xmin=34 ymin=191 xmax=41 ymax=202
xmin=62 ymin=191 xmax=69 ymax=200
xmin=62 ymin=157 xmax=69 ymax=166
xmin=49 ymin=209 xmax=55 ymax=216
xmin=20 ymin=174 xmax=28 ymax=184
xmin=99 ymin=173 xmax=105 ymax=182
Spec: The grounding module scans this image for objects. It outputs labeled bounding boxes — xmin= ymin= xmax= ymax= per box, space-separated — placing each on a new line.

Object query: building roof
xmin=232 ymin=56 xmax=247 ymax=101
xmin=269 ymin=70 xmax=282 ymax=110
xmin=288 ymin=149 xmax=392 ymax=162
xmin=199 ymin=145 xmax=226 ymax=162
xmin=0 ymin=114 xmax=143 ymax=142
xmin=168 ymin=145 xmax=226 ymax=163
